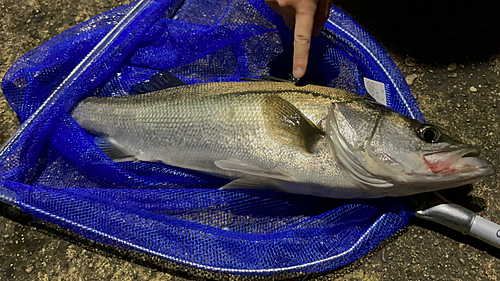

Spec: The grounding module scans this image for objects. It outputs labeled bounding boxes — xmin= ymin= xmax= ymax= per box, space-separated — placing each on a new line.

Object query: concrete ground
xmin=0 ymin=0 xmax=499 ymax=280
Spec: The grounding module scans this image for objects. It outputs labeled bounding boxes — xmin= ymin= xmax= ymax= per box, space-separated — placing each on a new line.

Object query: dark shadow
xmin=436 ymin=185 xmax=486 ymax=213
xmin=334 ymin=0 xmax=500 ymax=64
xmin=0 ymin=201 xmax=37 ymax=226
xmin=406 ymin=185 xmax=486 ymax=215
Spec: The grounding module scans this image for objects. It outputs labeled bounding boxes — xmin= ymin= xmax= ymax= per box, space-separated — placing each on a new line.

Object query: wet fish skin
xmin=72 ymin=81 xmax=493 ymax=198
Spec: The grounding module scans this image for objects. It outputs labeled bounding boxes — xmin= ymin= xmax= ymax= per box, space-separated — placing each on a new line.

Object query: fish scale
xmin=72 ymin=80 xmax=493 ymax=198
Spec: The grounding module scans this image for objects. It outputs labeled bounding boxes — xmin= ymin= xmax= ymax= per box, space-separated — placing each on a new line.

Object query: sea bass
xmin=71 ymin=74 xmax=493 ymax=198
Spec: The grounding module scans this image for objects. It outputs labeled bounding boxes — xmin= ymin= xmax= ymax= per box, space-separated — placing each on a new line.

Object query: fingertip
xmin=293 ymin=67 xmax=304 ymax=79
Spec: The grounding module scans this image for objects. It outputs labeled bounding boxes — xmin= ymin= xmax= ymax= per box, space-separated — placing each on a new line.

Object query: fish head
xmin=326 ymin=98 xmax=493 ymax=196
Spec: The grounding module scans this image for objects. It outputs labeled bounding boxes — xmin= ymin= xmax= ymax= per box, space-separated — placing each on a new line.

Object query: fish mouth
xmin=423 ymin=147 xmax=493 ymax=177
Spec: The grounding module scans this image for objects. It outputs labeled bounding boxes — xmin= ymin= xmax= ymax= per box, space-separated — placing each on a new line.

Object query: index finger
xmin=293 ymin=5 xmax=316 ymax=78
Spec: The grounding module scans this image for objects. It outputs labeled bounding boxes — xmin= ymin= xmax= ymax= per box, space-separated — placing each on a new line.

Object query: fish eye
xmin=418 ymin=125 xmax=441 ymax=143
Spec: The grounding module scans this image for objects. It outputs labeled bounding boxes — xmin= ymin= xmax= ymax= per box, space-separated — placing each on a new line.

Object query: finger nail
xmin=293 ymin=67 xmax=304 ymax=78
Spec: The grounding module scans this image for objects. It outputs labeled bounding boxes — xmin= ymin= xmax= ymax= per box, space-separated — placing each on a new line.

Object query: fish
xmin=71 ymin=73 xmax=494 ymax=198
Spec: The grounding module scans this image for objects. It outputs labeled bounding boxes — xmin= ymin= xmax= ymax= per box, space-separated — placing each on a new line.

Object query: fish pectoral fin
xmin=214 ymin=159 xmax=290 ymax=181
xmin=219 ymin=178 xmax=278 ymax=190
xmin=262 ymin=95 xmax=324 ymax=153
xmin=129 ymin=72 xmax=186 ymax=95
xmin=94 ymin=137 xmax=137 ymax=162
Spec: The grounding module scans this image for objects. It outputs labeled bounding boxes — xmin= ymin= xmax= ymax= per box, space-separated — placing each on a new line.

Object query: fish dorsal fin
xmin=262 ymin=94 xmax=323 ymax=153
xmin=326 ymin=105 xmax=393 ymax=188
xmin=94 ymin=137 xmax=137 ymax=162
xmin=240 ymin=75 xmax=299 ymax=84
xmin=129 ymin=72 xmax=186 ymax=95
xmin=214 ymin=159 xmax=290 ymax=181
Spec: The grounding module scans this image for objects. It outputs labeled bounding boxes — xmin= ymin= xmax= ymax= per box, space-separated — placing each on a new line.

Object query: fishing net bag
xmin=0 ymin=0 xmax=423 ymax=275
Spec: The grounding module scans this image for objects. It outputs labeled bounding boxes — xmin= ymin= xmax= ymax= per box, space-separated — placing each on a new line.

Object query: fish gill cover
xmin=0 ymin=0 xmax=421 ymax=275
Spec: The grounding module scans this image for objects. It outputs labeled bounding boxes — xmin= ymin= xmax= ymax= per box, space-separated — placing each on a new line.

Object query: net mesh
xmin=0 ymin=0 xmax=421 ymax=275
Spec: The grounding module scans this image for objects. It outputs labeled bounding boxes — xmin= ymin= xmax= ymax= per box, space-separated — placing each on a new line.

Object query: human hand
xmin=266 ymin=0 xmax=334 ymax=78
